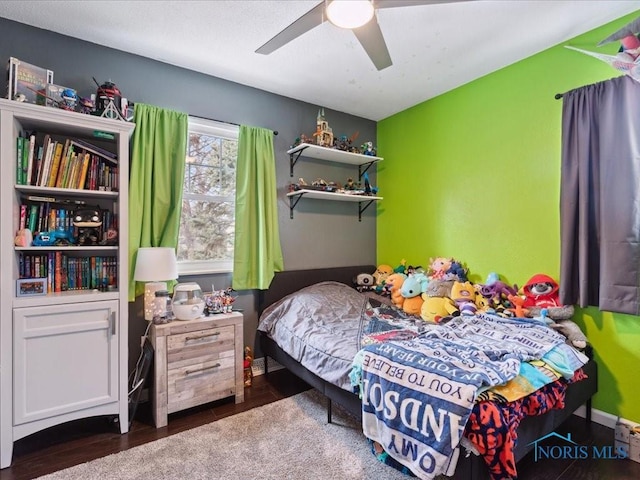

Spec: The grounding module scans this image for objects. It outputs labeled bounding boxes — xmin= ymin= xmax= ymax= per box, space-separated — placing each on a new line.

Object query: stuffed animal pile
xmin=355 ymin=259 xmax=589 ymax=350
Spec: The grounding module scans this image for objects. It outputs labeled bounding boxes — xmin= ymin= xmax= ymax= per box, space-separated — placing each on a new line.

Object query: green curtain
xmin=232 ymin=125 xmax=284 ymax=290
xmin=128 ymin=104 xmax=188 ymax=301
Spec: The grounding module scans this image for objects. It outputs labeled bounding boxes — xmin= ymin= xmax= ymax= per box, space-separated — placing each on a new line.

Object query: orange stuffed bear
xmin=385 ymin=273 xmax=406 ymax=309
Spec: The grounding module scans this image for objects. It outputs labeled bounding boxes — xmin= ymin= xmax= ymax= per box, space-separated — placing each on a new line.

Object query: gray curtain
xmin=559 ymin=75 xmax=640 ymax=315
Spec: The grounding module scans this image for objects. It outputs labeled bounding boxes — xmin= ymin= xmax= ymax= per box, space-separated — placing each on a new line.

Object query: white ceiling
xmin=1 ymin=0 xmax=639 ymax=121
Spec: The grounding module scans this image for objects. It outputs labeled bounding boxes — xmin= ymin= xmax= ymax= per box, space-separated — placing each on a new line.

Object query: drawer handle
xmin=185 ymin=332 xmax=220 ymax=342
xmin=185 ymin=363 xmax=221 ymax=376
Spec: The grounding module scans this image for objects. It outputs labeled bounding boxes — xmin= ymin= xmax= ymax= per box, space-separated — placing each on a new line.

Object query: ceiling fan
xmin=256 ymin=0 xmax=470 ymax=71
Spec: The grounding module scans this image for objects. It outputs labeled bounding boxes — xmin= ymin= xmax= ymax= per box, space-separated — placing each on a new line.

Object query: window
xmin=177 ymin=117 xmax=238 ymax=275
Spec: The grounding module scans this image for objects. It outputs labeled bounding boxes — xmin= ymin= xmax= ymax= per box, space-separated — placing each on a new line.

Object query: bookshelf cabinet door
xmin=13 ymin=300 xmax=119 ymax=425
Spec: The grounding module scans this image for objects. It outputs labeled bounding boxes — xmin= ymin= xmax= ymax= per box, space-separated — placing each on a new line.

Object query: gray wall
xmin=0 ymin=18 xmax=378 ymax=369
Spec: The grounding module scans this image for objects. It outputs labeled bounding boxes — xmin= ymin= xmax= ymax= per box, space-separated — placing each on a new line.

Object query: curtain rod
xmin=190 ymin=114 xmax=278 ymax=135
xmin=555 ymin=93 xmax=564 ymax=100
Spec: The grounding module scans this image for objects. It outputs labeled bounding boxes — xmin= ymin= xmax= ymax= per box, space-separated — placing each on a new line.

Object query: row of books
xmin=16 ymin=135 xmax=119 ymax=191
xmin=18 ymin=196 xmax=118 ymax=241
xmin=18 ymin=252 xmax=117 ymax=293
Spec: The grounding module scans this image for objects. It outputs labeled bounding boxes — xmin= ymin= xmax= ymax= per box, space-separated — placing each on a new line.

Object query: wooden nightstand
xmin=149 ymin=312 xmax=244 ymax=428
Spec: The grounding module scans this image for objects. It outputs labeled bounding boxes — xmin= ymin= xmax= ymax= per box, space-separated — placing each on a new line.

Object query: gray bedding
xmin=257 ymin=281 xmax=366 ymax=390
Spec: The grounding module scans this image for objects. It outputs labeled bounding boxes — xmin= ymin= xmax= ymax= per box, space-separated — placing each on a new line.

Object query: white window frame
xmin=177 ymin=117 xmax=239 ymax=276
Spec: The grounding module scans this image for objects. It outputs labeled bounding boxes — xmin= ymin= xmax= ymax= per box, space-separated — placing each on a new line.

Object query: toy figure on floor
xmin=244 ymin=347 xmax=254 ymax=387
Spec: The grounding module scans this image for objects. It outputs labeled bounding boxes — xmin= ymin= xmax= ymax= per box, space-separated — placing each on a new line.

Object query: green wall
xmin=377 ymin=12 xmax=640 ymax=421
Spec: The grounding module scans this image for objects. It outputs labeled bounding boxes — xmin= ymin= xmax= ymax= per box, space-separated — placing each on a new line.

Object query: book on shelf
xmin=16 ymin=136 xmax=24 ymax=184
xmin=34 ymin=144 xmax=44 ymax=186
xmin=77 ymin=153 xmax=90 ymax=190
xmin=35 ymin=134 xmax=50 ymax=186
xmin=70 ymin=138 xmax=117 ymax=163
xmin=25 ymin=194 xmax=86 ymax=205
xmin=19 ymin=205 xmax=27 ymax=230
xmin=40 ymin=138 xmax=57 ymax=187
xmin=47 ymin=140 xmax=65 ymax=188
xmin=55 ymin=142 xmax=73 ymax=188
xmin=27 ymin=204 xmax=38 ymax=232
xmin=26 ymin=134 xmax=36 ymax=186
xmin=16 ymin=133 xmax=118 ymax=190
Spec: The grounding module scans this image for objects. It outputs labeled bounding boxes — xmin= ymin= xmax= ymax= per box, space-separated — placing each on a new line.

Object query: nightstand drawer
xmin=167 ymin=354 xmax=235 ymax=413
xmin=166 ymin=325 xmax=234 ymax=367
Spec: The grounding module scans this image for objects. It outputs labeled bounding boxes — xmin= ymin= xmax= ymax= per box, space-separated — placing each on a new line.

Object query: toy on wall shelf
xmin=313 ymin=108 xmax=334 ymax=147
xmin=361 ymin=141 xmax=377 ymax=156
xmin=334 ymin=131 xmax=360 ymax=152
xmin=291 ymin=134 xmax=313 ymax=148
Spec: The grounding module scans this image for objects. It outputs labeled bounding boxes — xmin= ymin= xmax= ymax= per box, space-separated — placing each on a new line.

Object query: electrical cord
xmin=128 ymin=322 xmax=152 ymax=397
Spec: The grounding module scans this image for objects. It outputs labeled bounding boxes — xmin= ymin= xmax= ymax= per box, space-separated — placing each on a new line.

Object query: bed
xmin=256 ymin=265 xmax=598 ymax=480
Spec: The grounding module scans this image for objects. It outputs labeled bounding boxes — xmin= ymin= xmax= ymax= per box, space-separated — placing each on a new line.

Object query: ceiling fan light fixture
xmin=326 ymin=0 xmax=374 ymax=29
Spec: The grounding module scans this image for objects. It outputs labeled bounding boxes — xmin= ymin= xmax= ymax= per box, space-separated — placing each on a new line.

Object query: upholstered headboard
xmin=257 ymin=265 xmax=376 ymax=316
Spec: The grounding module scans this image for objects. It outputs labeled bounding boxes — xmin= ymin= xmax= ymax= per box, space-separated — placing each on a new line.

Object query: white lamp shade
xmin=133 ymin=247 xmax=178 ymax=282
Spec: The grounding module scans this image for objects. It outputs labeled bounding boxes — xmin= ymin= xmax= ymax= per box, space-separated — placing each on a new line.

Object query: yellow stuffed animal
xmin=420 ymin=294 xmax=455 ymax=323
xmin=373 ymin=264 xmax=394 ymax=292
xmin=448 ymin=281 xmax=478 ymax=316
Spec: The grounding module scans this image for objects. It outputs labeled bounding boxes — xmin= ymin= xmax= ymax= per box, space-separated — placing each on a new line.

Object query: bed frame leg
xmin=264 ymin=356 xmax=269 ymax=376
xmin=327 ymin=398 xmax=332 ymax=424
xmin=586 ymin=398 xmax=592 ymax=424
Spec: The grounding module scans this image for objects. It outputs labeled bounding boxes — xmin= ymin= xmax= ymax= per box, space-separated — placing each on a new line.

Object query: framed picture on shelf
xmin=16 ymin=278 xmax=47 ymax=297
xmin=6 ymin=57 xmax=54 ymax=104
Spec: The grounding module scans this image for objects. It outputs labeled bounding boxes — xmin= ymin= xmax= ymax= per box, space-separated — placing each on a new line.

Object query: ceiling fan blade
xmin=352 ymin=18 xmax=392 ymax=71
xmin=376 ymin=0 xmax=473 ymax=8
xmin=256 ymin=2 xmax=326 ymax=54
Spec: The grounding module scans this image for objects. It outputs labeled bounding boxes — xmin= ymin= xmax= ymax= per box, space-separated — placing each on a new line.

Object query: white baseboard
xmin=572 ymin=405 xmax=624 ymax=430
xmin=251 ymin=357 xmax=284 ymax=376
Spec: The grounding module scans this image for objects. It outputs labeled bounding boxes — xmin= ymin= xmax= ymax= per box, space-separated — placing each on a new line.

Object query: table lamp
xmin=133 ymin=247 xmax=178 ymax=321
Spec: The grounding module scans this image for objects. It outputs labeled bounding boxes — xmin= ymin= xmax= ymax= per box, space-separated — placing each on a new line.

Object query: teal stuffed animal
xmin=400 ymin=273 xmax=429 ymax=315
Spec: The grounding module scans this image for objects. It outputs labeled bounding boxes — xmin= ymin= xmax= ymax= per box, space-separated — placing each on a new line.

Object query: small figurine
xmin=361 ymin=141 xmax=377 ymax=156
xmin=78 ymin=96 xmax=95 ymax=115
xmin=73 ymin=208 xmax=102 ymax=246
xmin=243 ymin=346 xmax=254 ymax=387
xmin=60 ymin=88 xmax=78 ymax=111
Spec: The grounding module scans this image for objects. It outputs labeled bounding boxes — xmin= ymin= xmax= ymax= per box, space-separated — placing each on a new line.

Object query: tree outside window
xmin=177 ymin=118 xmax=238 ymax=274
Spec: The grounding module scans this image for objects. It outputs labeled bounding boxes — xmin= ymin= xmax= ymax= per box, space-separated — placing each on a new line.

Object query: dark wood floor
xmin=1 ymin=368 xmax=639 ymax=480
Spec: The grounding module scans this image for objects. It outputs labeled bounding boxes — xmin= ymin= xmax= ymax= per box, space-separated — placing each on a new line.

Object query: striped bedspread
xmin=358 ymin=313 xmax=575 ymax=480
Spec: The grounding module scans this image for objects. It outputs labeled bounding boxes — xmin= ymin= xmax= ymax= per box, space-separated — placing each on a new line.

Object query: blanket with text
xmin=359 ymin=313 xmax=569 ymax=480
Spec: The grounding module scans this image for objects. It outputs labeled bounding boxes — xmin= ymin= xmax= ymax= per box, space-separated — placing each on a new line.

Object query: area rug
xmin=37 ymin=389 xmax=409 ymax=480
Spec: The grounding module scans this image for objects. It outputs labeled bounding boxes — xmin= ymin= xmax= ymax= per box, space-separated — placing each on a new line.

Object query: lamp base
xmin=144 ymin=281 xmax=167 ymax=321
